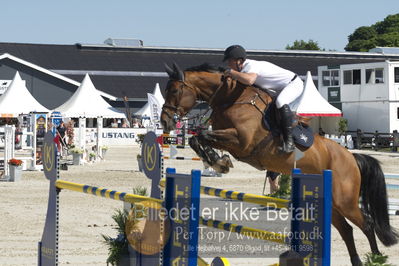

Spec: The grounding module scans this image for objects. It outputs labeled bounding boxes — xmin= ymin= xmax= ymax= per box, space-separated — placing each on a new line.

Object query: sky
xmin=2 ymin=1 xmax=399 ymax=51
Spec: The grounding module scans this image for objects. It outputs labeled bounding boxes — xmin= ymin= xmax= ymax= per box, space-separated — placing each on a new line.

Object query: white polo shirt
xmin=241 ymin=59 xmax=295 ymax=92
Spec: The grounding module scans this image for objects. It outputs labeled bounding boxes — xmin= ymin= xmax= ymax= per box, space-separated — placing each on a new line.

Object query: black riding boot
xmin=279 ymin=104 xmax=295 ymax=153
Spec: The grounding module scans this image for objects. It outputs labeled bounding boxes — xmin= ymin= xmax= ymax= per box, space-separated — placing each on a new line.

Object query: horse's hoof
xmin=212 ymin=165 xmax=230 ymax=174
xmin=221 ymin=155 xmax=234 ymax=168
xmin=211 ymin=156 xmax=233 ymax=174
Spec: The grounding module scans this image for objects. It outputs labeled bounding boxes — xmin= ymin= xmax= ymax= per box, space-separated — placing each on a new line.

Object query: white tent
xmin=0 ymin=71 xmax=49 ymax=117
xmin=135 ymin=83 xmax=165 ymax=116
xmin=54 ymin=74 xmax=126 ymax=118
xmin=296 ymin=71 xmax=342 ymax=134
xmin=296 ymin=71 xmax=342 ymax=117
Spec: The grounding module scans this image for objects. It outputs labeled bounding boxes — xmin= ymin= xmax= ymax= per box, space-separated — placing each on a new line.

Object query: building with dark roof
xmin=1 ymin=40 xmax=399 ymax=114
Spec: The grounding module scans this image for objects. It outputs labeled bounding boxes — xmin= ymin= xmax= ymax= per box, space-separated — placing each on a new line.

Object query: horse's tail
xmin=353 ymin=153 xmax=398 ymax=246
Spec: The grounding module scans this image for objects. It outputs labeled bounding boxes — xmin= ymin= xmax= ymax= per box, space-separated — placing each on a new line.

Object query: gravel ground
xmin=0 ymin=146 xmax=398 ymax=265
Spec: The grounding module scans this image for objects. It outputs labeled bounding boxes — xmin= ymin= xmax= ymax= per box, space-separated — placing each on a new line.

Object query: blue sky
xmin=3 ymin=1 xmax=398 ymax=51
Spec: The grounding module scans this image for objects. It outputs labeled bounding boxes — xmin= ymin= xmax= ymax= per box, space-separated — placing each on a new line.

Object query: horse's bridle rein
xmin=162 ymin=74 xmax=268 ymax=125
xmin=162 ymin=80 xmax=200 ymax=122
xmin=162 ymin=75 xmax=226 ymax=123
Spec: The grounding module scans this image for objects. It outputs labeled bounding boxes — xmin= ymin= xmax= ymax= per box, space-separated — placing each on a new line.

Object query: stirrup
xmin=279 ymin=142 xmax=295 ymax=153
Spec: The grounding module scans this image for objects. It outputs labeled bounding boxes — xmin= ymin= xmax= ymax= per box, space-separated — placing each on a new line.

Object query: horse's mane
xmin=185 ymin=63 xmax=223 ymax=73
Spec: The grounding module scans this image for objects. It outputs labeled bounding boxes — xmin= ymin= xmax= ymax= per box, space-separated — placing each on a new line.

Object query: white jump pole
xmin=4 ymin=125 xmax=15 ymax=179
xmin=96 ymin=117 xmax=103 ymax=159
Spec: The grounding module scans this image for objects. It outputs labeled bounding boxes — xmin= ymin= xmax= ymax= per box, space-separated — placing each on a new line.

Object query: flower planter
xmin=101 ymin=149 xmax=107 ymax=158
xmin=72 ymin=153 xmax=83 ymax=165
xmin=9 ymin=165 xmax=23 ymax=181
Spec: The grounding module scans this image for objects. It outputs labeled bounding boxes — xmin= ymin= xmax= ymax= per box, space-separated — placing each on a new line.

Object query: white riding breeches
xmin=275 ymin=78 xmax=304 ymax=111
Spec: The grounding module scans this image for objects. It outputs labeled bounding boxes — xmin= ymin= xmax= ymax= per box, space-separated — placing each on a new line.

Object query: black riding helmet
xmin=223 ymin=45 xmax=246 ymax=62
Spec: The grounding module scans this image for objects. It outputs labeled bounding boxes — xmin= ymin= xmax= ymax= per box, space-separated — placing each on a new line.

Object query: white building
xmin=318 ymin=60 xmax=399 ymax=133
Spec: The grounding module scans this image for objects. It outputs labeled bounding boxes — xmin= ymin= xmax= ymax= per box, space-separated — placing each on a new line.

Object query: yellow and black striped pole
xmin=201 ymin=186 xmax=289 ymax=209
xmin=159 ymin=179 xmax=289 ymax=209
xmin=55 ymin=180 xmax=163 ymax=206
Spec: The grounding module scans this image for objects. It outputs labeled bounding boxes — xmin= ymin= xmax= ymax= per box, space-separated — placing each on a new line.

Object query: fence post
xmin=356 ymin=129 xmax=362 ymax=149
xmin=373 ymin=131 xmax=379 ymax=151
xmin=393 ymin=130 xmax=399 ymax=152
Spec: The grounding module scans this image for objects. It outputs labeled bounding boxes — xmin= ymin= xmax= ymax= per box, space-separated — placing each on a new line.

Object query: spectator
xmin=319 ymin=127 xmax=326 ymax=137
xmin=110 ymin=119 xmax=118 ymax=128
xmin=56 ymin=121 xmax=67 ymax=155
xmin=132 ymin=118 xmax=140 ymax=128
xmin=266 ymin=171 xmax=280 ymax=194
xmin=121 ymin=119 xmax=129 ymax=128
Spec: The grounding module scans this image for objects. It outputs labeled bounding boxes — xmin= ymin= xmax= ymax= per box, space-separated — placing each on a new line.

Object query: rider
xmin=222 ymin=45 xmax=304 ymax=153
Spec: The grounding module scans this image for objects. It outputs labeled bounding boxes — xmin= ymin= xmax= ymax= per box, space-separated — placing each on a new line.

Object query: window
xmin=366 ymin=69 xmax=374 ymax=83
xmin=322 ymin=71 xmax=330 ymax=86
xmin=366 ymin=68 xmax=384 ymax=84
xmin=353 ymin=69 xmax=361 ymax=84
xmin=343 ymin=70 xmax=352 ymax=84
xmin=375 ymin=68 xmax=384 ymax=83
xmin=395 ymin=67 xmax=399 ymax=83
xmin=343 ymin=69 xmax=361 ymax=85
xmin=322 ymin=70 xmax=340 ymax=86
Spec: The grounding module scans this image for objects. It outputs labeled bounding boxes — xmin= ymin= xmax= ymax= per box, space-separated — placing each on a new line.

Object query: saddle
xmin=262 ymin=101 xmax=314 ymax=150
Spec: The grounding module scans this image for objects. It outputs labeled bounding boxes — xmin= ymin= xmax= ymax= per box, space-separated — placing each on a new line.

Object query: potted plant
xmin=8 ymin=158 xmax=23 ymax=181
xmin=70 ymin=147 xmax=84 ymax=165
xmin=101 ymin=146 xmax=109 ymax=158
xmin=66 ymin=144 xmax=75 ymax=156
xmin=102 ymin=187 xmax=148 ymax=265
xmin=89 ymin=152 xmax=96 ymax=162
xmin=136 ymin=134 xmax=145 ymax=145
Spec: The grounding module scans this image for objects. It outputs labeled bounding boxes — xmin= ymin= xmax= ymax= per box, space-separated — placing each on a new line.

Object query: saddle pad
xmin=293 ymin=124 xmax=314 ymax=148
xmin=263 ymin=103 xmax=314 ymax=149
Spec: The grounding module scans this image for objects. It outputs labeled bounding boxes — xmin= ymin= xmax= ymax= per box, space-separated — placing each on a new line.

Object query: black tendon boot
xmin=279 ymin=104 xmax=295 ymax=153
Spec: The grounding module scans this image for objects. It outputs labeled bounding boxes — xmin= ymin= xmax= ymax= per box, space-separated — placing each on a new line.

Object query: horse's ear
xmin=164 ymin=63 xmax=174 ymax=78
xmin=172 ymin=62 xmax=184 ymax=81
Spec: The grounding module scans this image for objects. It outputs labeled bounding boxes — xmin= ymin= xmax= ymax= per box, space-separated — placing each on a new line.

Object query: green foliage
xmin=70 ymin=147 xmax=84 ymax=154
xmin=268 ymin=174 xmax=291 ymax=199
xmin=348 ymin=26 xmax=377 ymax=42
xmin=286 ymin=39 xmax=322 ymax=50
xmin=136 ymin=134 xmax=145 ymax=144
xmin=102 ymin=209 xmax=129 ymax=266
xmin=132 ymin=186 xmax=148 ymax=196
xmin=102 ymin=187 xmax=148 ymax=265
xmin=338 ymin=118 xmax=348 ymax=136
xmin=345 ymin=13 xmax=399 ymax=51
xmin=364 ymin=252 xmax=393 ymax=266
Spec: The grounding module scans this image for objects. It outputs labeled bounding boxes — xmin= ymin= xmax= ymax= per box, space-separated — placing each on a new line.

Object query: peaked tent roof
xmin=54 ymin=74 xmax=126 ymax=118
xmin=296 ymin=71 xmax=342 ymax=117
xmin=135 ymin=83 xmax=165 ymax=116
xmin=0 ymin=71 xmax=49 ymax=117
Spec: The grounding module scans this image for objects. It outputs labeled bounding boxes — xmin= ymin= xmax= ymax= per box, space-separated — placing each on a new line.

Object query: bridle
xmin=161 ymin=79 xmax=199 ymax=123
xmin=162 ymin=71 xmax=230 ymax=121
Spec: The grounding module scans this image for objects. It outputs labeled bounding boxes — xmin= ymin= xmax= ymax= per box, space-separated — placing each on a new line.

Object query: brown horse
xmin=160 ymin=63 xmax=398 ymax=265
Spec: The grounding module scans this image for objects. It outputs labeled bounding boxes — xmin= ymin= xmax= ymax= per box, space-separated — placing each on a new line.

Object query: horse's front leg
xmin=189 ymin=128 xmax=244 ymax=174
xmin=188 ymin=135 xmax=232 ymax=173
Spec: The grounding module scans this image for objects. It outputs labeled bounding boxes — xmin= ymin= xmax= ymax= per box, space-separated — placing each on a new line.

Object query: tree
xmin=345 ymin=13 xmax=399 ymax=51
xmin=285 ymin=39 xmax=322 ymax=50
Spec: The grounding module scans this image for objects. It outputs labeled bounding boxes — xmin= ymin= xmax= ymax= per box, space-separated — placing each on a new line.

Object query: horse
xmin=160 ymin=63 xmax=398 ymax=266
